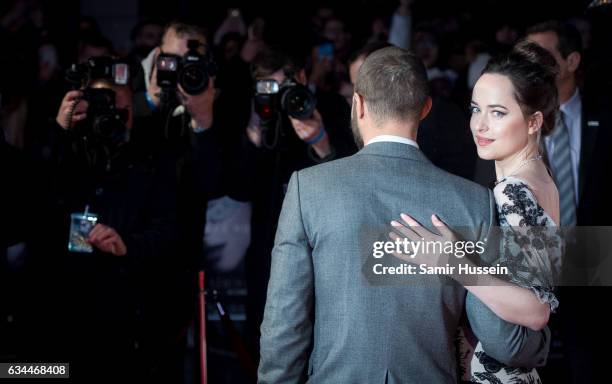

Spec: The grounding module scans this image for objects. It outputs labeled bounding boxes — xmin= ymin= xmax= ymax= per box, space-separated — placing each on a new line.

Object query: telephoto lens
xmin=156 ymin=40 xmax=217 ymax=96
xmin=179 ymin=60 xmax=208 ymax=95
xmin=280 ymin=82 xmax=317 ymax=119
xmin=254 ymin=78 xmax=317 ymax=120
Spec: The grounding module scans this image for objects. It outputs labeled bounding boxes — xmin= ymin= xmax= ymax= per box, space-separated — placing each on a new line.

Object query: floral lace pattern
xmin=494 ymin=176 xmax=562 ymax=312
xmin=469 ymin=176 xmax=562 ymax=384
xmin=471 ymin=348 xmax=542 ymax=384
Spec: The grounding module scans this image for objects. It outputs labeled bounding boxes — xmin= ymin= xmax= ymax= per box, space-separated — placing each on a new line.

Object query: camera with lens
xmin=80 ymin=88 xmax=129 ymax=144
xmin=66 ymin=56 xmax=130 ymax=89
xmin=156 ymin=39 xmax=217 ymax=96
xmin=254 ymin=78 xmax=317 ymax=121
xmin=65 ymin=57 xmax=130 ymax=144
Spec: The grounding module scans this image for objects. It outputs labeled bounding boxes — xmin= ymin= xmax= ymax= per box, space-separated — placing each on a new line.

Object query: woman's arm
xmin=390 ymin=213 xmax=552 ymax=331
xmin=466 ymin=284 xmax=550 ymax=331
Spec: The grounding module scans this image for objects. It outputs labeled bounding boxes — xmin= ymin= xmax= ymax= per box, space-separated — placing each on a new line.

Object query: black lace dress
xmin=468 ymin=176 xmax=562 ymax=384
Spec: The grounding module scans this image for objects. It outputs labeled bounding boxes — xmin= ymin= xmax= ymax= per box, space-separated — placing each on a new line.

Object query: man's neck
xmin=362 ymin=124 xmax=418 ymax=145
xmin=559 ymin=78 xmax=578 ymax=105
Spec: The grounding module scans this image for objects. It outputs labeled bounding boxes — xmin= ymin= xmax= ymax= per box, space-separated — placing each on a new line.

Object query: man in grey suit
xmin=259 ymin=46 xmax=550 ymax=383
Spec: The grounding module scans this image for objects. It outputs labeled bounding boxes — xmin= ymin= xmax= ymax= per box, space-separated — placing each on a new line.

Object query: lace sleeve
xmin=493 ymin=178 xmax=562 ymax=312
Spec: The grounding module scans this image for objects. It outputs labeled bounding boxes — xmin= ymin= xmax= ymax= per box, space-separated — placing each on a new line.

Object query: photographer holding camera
xmin=131 ymin=21 xmax=226 ymax=265
xmin=247 ymin=49 xmax=356 ymax=160
xmin=30 ymin=58 xmax=187 ymax=382
xmin=241 ymin=48 xmax=356 ymax=358
xmin=135 ymin=21 xmax=215 ymax=132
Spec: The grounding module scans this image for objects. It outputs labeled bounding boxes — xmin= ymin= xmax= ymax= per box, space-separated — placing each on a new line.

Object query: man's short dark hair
xmin=526 ymin=21 xmax=583 ymax=58
xmin=348 ymin=41 xmax=393 ymax=65
xmin=130 ymin=18 xmax=164 ymax=41
xmin=250 ymin=48 xmax=302 ymax=80
xmin=354 ymin=46 xmax=429 ymax=124
xmin=162 ymin=20 xmax=207 ymax=44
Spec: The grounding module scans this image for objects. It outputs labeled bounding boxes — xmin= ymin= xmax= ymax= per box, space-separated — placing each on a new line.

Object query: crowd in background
xmin=1 ymin=0 xmax=611 ymax=383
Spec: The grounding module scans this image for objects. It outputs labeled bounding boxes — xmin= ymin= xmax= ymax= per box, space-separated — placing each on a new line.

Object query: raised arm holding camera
xmin=29 ymin=56 xmax=189 ymax=382
xmin=131 ymin=22 xmax=226 ymax=262
xmin=249 ymin=48 xmax=356 ymax=161
xmin=240 ymin=48 xmax=357 ymax=359
xmin=252 ymin=68 xmax=332 ymax=159
xmin=49 ymin=57 xmax=177 ymax=266
xmin=134 ymin=22 xmax=217 ymax=136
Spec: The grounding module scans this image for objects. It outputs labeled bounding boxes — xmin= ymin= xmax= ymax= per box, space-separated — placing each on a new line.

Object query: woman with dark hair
xmin=391 ymin=41 xmax=562 ymax=383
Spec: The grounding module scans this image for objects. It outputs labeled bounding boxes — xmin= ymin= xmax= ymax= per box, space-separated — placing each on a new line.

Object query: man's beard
xmin=351 ymin=102 xmax=364 ymax=149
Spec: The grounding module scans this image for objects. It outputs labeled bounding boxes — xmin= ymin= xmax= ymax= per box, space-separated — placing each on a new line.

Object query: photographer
xmin=132 ymin=21 xmax=217 ymax=149
xmin=247 ymin=48 xmax=356 ymax=160
xmin=131 ymin=21 xmax=225 ymax=262
xmin=30 ymin=66 xmax=186 ymax=382
xmin=242 ymin=48 xmax=356 ymax=357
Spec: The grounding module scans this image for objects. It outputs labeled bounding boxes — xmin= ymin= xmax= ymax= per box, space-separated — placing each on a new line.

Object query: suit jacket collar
xmin=579 ymin=98 xmax=600 ymax=199
xmin=357 ymin=141 xmax=431 ymax=163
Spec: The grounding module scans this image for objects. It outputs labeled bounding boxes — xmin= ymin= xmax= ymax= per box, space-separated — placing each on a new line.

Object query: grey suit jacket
xmin=259 ymin=142 xmax=550 ymax=384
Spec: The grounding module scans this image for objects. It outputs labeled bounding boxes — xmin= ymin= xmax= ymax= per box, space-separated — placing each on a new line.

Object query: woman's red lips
xmin=476 ymin=136 xmax=495 ymax=146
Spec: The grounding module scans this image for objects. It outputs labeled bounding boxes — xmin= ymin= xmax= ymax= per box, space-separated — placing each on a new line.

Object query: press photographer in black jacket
xmin=130 ymin=21 xmax=226 ymax=263
xmin=29 ymin=69 xmax=187 ymax=382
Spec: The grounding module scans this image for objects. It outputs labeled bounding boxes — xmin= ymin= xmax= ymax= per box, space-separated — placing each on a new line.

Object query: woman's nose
xmin=471 ymin=115 xmax=487 ymax=133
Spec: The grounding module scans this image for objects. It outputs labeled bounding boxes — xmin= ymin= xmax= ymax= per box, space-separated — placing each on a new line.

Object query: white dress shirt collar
xmin=366 ymin=135 xmax=419 ymax=148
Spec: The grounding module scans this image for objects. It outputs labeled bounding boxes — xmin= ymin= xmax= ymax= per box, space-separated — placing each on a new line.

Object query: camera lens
xmin=180 ymin=64 xmax=208 ymax=95
xmin=282 ymin=86 xmax=316 ymax=119
xmin=92 ymin=111 xmax=126 ymax=144
xmin=93 ymin=114 xmax=116 ymax=138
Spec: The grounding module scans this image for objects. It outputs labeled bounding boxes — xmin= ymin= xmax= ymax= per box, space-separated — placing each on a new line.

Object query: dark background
xmin=6 ymin=0 xmax=608 ymax=65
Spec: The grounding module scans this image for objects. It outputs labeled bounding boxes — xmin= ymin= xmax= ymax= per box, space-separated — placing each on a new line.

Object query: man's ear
xmin=419 ymin=97 xmax=432 ymax=121
xmin=567 ymin=51 xmax=581 ymax=73
xmin=354 ymin=93 xmax=366 ymax=119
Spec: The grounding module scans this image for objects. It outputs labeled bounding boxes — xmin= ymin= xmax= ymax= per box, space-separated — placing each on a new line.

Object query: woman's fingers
xmin=388 ymin=232 xmax=429 ymax=264
xmin=431 ymin=214 xmax=454 ymax=239
xmin=390 ymin=219 xmax=418 ymax=241
xmin=388 ymin=232 xmax=413 ymax=262
xmin=400 ymin=213 xmax=420 ymax=226
xmin=400 ymin=213 xmax=434 ymax=240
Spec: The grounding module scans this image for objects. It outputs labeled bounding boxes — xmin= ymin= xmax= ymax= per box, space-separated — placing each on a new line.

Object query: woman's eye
xmin=470 ymin=106 xmax=480 ymax=114
xmin=491 ymin=110 xmax=506 ymax=118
